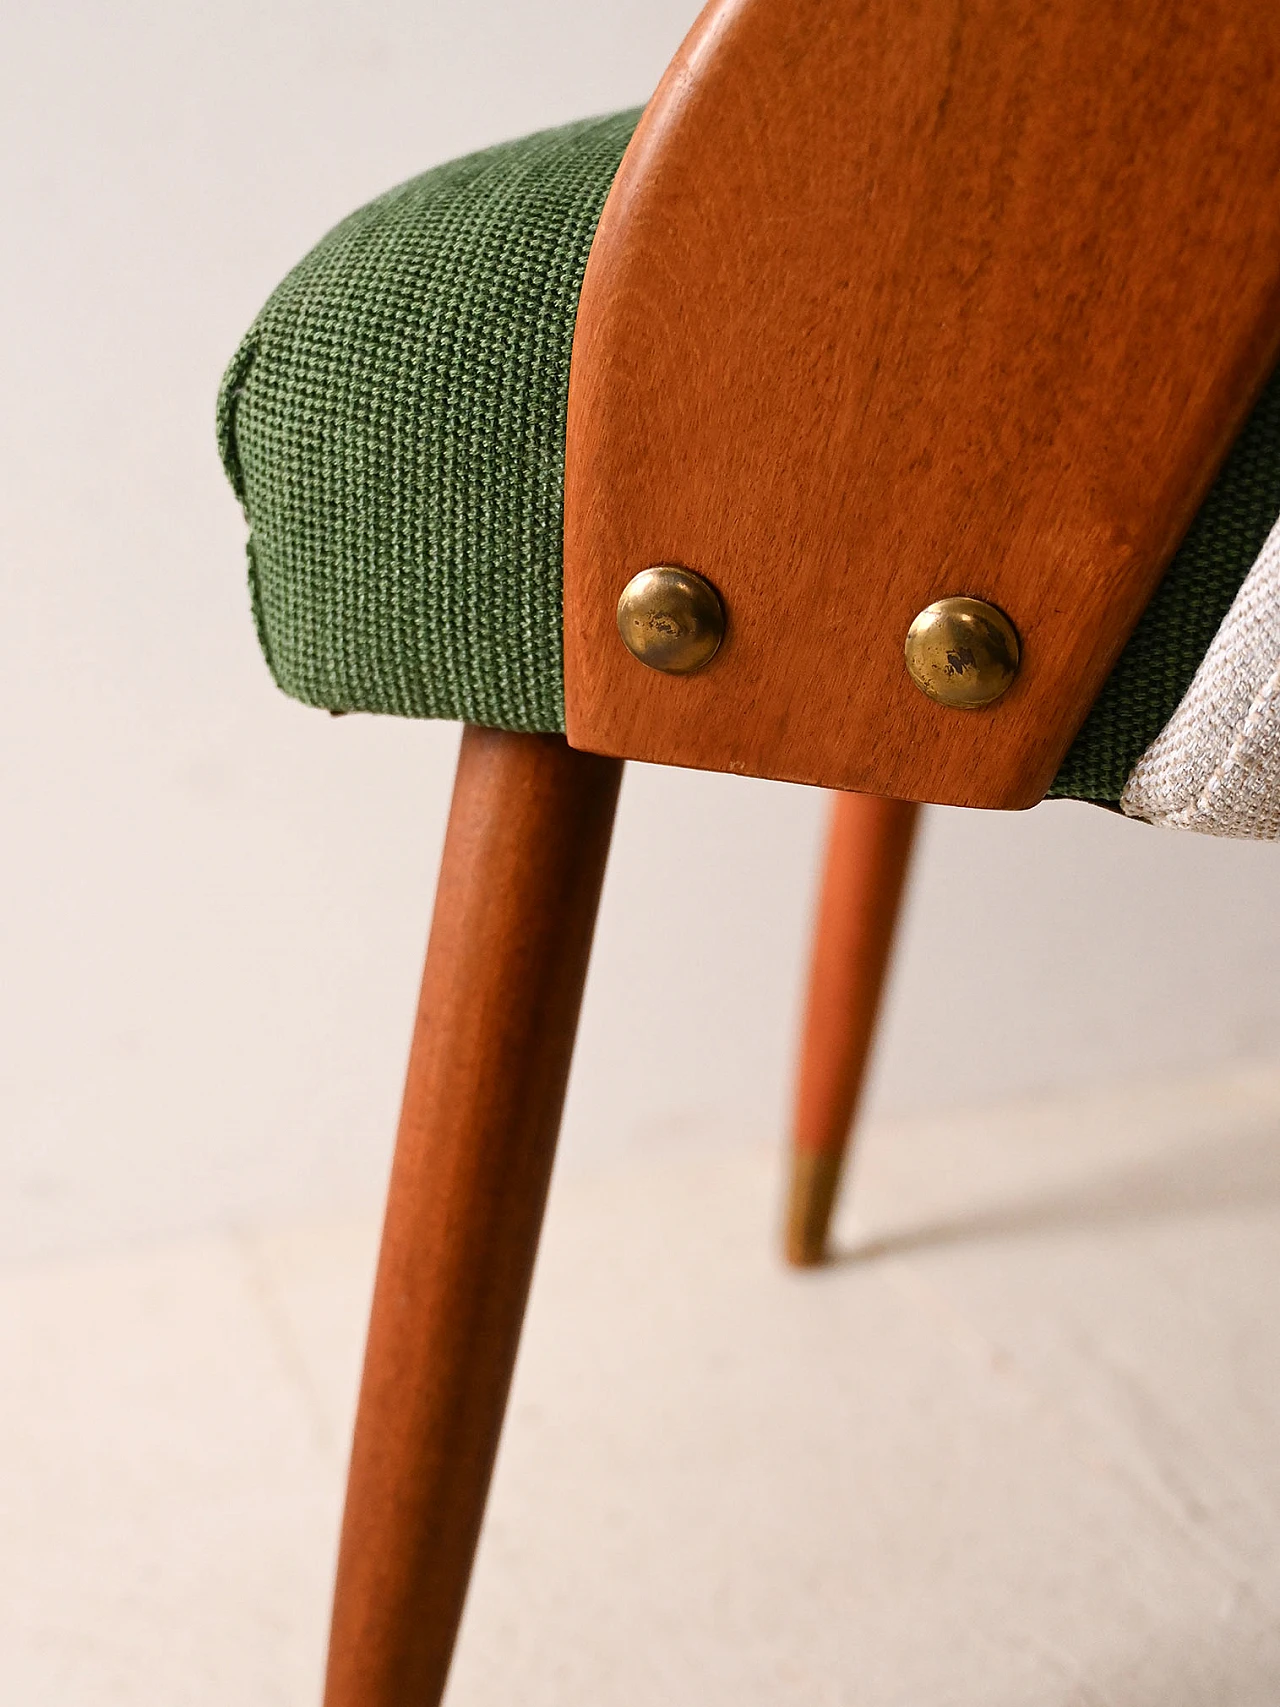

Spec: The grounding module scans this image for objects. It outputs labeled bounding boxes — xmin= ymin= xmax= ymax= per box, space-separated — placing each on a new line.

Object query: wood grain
xmin=323 ymin=728 xmax=622 ymax=1707
xmin=786 ymin=794 xmax=919 ymax=1266
xmin=564 ymin=0 xmax=1280 ymax=808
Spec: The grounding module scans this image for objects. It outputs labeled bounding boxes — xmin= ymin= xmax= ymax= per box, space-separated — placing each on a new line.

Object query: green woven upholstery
xmin=219 ymin=111 xmax=1280 ymax=802
xmin=219 ymin=111 xmax=640 ymax=732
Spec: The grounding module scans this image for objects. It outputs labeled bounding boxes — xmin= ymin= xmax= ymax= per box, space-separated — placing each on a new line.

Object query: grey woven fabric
xmin=1121 ymin=515 xmax=1280 ymax=836
xmin=218 ymin=110 xmax=641 ymax=731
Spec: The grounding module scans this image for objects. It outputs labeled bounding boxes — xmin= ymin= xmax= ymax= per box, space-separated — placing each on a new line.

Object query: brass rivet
xmin=616 ymin=566 xmax=725 ymax=675
xmin=904 ymin=596 xmax=1020 ymax=708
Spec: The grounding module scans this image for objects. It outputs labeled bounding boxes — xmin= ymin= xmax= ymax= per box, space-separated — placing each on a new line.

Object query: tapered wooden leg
xmin=785 ymin=793 xmax=920 ymax=1267
xmin=323 ymin=727 xmax=622 ymax=1707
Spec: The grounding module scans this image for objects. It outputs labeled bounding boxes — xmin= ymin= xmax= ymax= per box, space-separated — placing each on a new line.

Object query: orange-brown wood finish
xmin=565 ymin=0 xmax=1280 ymax=808
xmin=323 ymin=728 xmax=622 ymax=1707
xmin=786 ymin=794 xmax=920 ymax=1266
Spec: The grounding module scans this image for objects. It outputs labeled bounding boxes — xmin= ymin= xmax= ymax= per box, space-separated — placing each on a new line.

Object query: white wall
xmin=4 ymin=0 xmax=1280 ymax=1266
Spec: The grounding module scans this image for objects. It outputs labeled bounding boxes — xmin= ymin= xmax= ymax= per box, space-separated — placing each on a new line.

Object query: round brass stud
xmin=903 ymin=596 xmax=1020 ymax=709
xmin=616 ymin=566 xmax=725 ymax=675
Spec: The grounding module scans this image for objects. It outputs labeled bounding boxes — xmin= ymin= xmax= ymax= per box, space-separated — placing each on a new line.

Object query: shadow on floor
xmin=831 ymin=1118 xmax=1280 ymax=1266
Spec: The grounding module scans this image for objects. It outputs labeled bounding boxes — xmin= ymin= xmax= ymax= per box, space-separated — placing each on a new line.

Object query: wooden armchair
xmin=218 ymin=0 xmax=1280 ymax=1699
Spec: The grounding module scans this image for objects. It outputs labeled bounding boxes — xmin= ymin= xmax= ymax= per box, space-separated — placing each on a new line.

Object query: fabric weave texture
xmin=219 ymin=111 xmax=641 ymax=732
xmin=1121 ymin=514 xmax=1280 ymax=836
xmin=219 ymin=110 xmax=1280 ymax=806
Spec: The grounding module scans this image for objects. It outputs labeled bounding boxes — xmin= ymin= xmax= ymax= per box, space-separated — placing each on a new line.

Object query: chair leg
xmin=785 ymin=792 xmax=920 ymax=1267
xmin=323 ymin=726 xmax=623 ymax=1707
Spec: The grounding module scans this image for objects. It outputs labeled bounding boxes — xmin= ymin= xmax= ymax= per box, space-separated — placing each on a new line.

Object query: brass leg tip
xmin=783 ymin=1149 xmax=844 ymax=1268
xmin=785 ymin=1228 xmax=828 ymax=1268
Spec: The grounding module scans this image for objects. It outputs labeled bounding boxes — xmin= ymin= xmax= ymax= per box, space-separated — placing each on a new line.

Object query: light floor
xmin=3 ymin=1063 xmax=1280 ymax=1705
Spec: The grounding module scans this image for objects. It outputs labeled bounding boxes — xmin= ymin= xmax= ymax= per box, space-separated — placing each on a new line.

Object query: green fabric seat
xmin=218 ymin=111 xmax=1280 ymax=803
xmin=218 ymin=111 xmax=641 ymax=735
